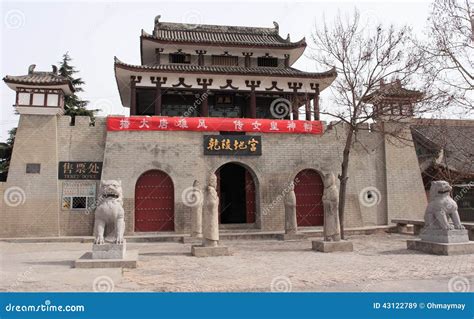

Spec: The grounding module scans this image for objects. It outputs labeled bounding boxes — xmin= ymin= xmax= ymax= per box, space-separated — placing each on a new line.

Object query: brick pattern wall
xmin=383 ymin=122 xmax=427 ymax=222
xmin=57 ymin=116 xmax=106 ymax=236
xmin=0 ymin=115 xmax=427 ymax=237
xmin=0 ymin=115 xmax=60 ymax=237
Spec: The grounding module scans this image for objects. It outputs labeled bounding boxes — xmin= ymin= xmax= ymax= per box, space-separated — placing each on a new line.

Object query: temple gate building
xmin=0 ymin=17 xmax=427 ymax=237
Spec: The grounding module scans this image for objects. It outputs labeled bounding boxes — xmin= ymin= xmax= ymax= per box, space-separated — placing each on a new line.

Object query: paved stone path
xmin=0 ymin=233 xmax=472 ymax=292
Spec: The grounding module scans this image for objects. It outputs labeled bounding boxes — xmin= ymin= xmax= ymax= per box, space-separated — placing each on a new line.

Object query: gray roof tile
xmin=115 ymin=57 xmax=336 ymax=79
xmin=143 ymin=20 xmax=306 ymax=48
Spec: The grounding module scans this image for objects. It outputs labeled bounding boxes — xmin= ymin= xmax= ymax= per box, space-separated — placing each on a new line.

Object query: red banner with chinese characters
xmin=106 ymin=116 xmax=323 ymax=134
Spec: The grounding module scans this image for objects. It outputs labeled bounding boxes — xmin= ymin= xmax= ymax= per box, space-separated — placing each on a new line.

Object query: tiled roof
xmin=411 ymin=120 xmax=474 ymax=174
xmin=114 ymin=57 xmax=336 ymax=79
xmin=3 ymin=65 xmax=74 ymax=92
xmin=142 ymin=18 xmax=306 ymax=48
xmin=364 ymin=80 xmax=423 ymax=101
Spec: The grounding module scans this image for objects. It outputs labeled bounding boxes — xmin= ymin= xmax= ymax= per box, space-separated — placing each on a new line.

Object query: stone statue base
xmin=312 ymin=240 xmax=353 ymax=253
xmin=74 ymin=240 xmax=138 ymax=268
xmin=408 ymin=228 xmax=473 ymax=255
xmin=92 ymin=241 xmax=126 ymax=259
xmin=74 ymin=251 xmax=138 ymax=268
xmin=191 ymin=245 xmax=231 ymax=257
xmin=276 ymin=233 xmax=306 ymax=241
xmin=181 ymin=236 xmax=203 ymax=244
xmin=407 ymin=239 xmax=474 ymax=256
xmin=420 ymin=228 xmax=469 ymax=244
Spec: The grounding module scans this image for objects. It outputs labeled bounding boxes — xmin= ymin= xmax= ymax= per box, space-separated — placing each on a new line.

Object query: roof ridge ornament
xmin=154 ymin=15 xmax=161 ymax=28
xmin=52 ymin=65 xmax=58 ymax=75
xmin=28 ymin=64 xmax=36 ymax=75
xmin=273 ymin=21 xmax=279 ymax=31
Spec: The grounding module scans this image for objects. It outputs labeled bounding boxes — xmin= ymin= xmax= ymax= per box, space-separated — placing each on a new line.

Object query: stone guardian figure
xmin=322 ymin=172 xmax=341 ymax=242
xmin=284 ymin=183 xmax=298 ymax=235
xmin=202 ymin=173 xmax=219 ymax=247
xmin=190 ymin=180 xmax=203 ymax=238
xmin=311 ymin=172 xmax=352 ymax=252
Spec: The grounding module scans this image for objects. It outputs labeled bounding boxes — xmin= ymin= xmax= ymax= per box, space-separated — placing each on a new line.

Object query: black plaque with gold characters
xmin=58 ymin=162 xmax=103 ymax=180
xmin=204 ymin=135 xmax=262 ymax=156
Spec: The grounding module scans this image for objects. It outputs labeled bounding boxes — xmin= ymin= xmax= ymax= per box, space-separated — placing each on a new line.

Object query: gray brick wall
xmin=0 ymin=115 xmax=427 ymax=237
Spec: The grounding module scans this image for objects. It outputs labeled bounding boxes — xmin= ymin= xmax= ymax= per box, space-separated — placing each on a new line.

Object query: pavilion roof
xmin=115 ymin=57 xmax=336 ymax=79
xmin=142 ymin=17 xmax=306 ymax=49
xmin=363 ymin=80 xmax=423 ymax=102
xmin=411 ymin=119 xmax=474 ymax=175
xmin=3 ymin=65 xmax=74 ymax=94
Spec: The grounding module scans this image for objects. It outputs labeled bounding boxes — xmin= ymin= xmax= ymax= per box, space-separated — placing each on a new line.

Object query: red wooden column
xmin=284 ymin=54 xmax=290 ymax=67
xmin=310 ymin=83 xmax=320 ymax=121
xmin=288 ymin=82 xmax=303 ymax=120
xmin=245 ymin=80 xmax=261 ymax=118
xmin=305 ymin=94 xmax=311 ymax=121
xmin=196 ymin=50 xmax=206 ymax=66
xmin=130 ymin=76 xmax=142 ymax=116
xmin=150 ymin=76 xmax=167 ymax=116
xmin=243 ymin=52 xmax=253 ymax=67
xmin=197 ymin=78 xmax=213 ymax=117
xmin=155 ymin=48 xmax=164 ymax=64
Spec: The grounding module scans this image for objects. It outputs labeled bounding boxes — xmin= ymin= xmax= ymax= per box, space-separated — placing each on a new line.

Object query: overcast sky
xmin=0 ymin=0 xmax=433 ymax=141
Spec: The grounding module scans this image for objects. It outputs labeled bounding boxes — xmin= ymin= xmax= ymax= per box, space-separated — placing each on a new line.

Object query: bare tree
xmin=310 ymin=10 xmax=427 ymax=238
xmin=420 ymin=0 xmax=473 ymax=111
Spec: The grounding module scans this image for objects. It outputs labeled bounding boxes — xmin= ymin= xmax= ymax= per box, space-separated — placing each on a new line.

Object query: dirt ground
xmin=0 ymin=233 xmax=472 ymax=292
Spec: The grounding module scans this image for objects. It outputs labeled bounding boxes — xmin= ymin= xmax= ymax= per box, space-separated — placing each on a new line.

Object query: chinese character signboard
xmin=58 ymin=162 xmax=103 ymax=180
xmin=107 ymin=116 xmax=323 ymax=135
xmin=204 ymin=135 xmax=262 ymax=156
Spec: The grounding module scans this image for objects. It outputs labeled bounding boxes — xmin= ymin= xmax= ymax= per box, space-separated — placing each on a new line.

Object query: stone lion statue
xmin=93 ymin=180 xmax=125 ymax=244
xmin=424 ymin=180 xmax=464 ymax=230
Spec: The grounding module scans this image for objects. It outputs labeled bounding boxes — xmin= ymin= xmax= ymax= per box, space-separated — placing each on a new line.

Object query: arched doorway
xmin=135 ymin=170 xmax=174 ymax=232
xmin=294 ymin=169 xmax=324 ymax=226
xmin=216 ymin=163 xmax=256 ymax=224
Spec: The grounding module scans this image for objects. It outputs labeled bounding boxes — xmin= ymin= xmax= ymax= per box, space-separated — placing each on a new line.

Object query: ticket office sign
xmin=58 ymin=162 xmax=103 ymax=180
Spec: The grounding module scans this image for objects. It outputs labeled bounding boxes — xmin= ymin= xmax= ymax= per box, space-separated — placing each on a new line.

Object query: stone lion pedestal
xmin=74 ymin=180 xmax=138 ymax=268
xmin=75 ymin=240 xmax=138 ymax=269
xmin=407 ymin=181 xmax=474 ymax=256
xmin=407 ymin=229 xmax=474 ymax=255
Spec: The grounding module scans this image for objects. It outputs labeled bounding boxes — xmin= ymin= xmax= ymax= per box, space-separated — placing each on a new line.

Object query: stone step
xmin=0 ymin=225 xmax=396 ymax=243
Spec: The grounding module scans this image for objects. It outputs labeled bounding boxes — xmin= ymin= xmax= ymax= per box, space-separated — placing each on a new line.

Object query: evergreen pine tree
xmin=57 ymin=52 xmax=97 ymax=123
xmin=0 ymin=127 xmax=17 ymax=181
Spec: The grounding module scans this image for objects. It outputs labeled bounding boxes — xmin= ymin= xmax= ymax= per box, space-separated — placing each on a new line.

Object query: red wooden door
xmin=245 ymin=170 xmax=256 ymax=223
xmin=294 ymin=169 xmax=324 ymax=226
xmin=135 ymin=170 xmax=174 ymax=232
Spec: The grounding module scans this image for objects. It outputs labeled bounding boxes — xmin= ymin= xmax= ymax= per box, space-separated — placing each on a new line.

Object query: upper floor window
xmin=212 ymin=55 xmax=238 ymax=66
xmin=169 ymin=53 xmax=191 ymax=64
xmin=257 ymin=56 xmax=278 ymax=67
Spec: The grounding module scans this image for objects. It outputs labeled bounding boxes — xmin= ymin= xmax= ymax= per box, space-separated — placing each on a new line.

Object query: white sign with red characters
xmin=107 ymin=116 xmax=323 ymax=135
